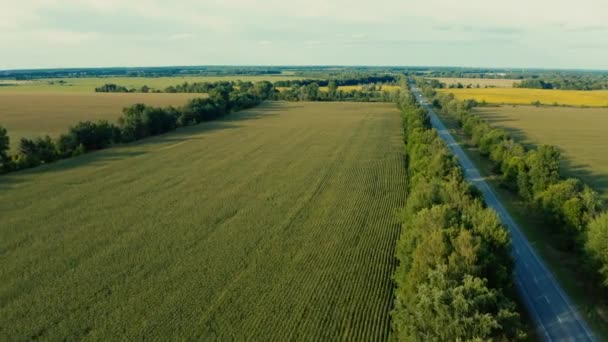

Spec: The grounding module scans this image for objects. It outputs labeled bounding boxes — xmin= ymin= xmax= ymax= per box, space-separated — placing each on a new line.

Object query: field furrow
xmin=0 ymin=101 xmax=406 ymax=340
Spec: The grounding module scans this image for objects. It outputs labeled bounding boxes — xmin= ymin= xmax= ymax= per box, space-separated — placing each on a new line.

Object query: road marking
xmin=536 ymin=295 xmax=551 ymax=304
xmin=412 ymin=86 xmax=596 ymax=341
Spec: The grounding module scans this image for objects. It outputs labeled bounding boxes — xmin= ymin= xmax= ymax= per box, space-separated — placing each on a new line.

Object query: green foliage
xmin=328 ymin=80 xmax=338 ymax=95
xmin=273 ymin=74 xmax=398 ymax=88
xmin=0 ymin=125 xmax=9 ymax=172
xmin=430 ymin=82 xmax=608 ymax=300
xmin=396 ymin=266 xmax=524 ymax=341
xmin=527 ymin=145 xmax=561 ymax=194
xmin=18 ymin=136 xmax=58 ymax=166
xmin=252 ymin=80 xmax=274 ymax=99
xmin=392 ymin=86 xmax=524 ymax=341
xmin=95 ymin=83 xmax=132 ymax=92
xmin=586 ymin=213 xmax=608 ymax=287
xmin=515 ymin=75 xmax=608 ymax=91
xmin=534 ymin=179 xmax=599 ymax=245
xmin=1 ymin=83 xmax=274 ymax=174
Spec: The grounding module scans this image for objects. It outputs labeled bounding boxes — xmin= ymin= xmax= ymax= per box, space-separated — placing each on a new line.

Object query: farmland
xmin=475 ymin=105 xmax=608 ymax=197
xmin=430 ymin=77 xmax=521 ymax=88
xmin=440 ymin=88 xmax=608 ymax=107
xmin=0 ymin=101 xmax=406 ymax=340
xmin=0 ymin=92 xmax=201 ymax=150
xmin=0 ymin=75 xmax=308 ymax=93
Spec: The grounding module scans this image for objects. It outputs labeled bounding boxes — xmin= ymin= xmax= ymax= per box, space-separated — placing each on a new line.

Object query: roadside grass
xmin=436 ymin=111 xmax=608 ymax=340
xmin=474 ymin=105 xmax=608 ymax=199
xmin=439 ymin=88 xmax=608 ymax=107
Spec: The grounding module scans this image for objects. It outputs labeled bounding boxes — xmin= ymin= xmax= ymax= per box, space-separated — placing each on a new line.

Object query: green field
xmin=0 ymin=101 xmax=406 ymax=340
xmin=475 ymin=105 xmax=608 ymax=197
xmin=0 ymin=75 xmax=307 ymax=93
xmin=0 ymin=92 xmax=201 ymax=150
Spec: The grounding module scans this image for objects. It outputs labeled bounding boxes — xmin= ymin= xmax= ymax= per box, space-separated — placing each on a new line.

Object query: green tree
xmin=395 ymin=266 xmax=524 ymax=341
xmin=0 ymin=126 xmax=10 ymax=172
xmin=328 ymin=80 xmax=338 ymax=96
xmin=586 ymin=212 xmax=608 ymax=287
xmin=253 ymin=81 xmax=274 ymax=100
xmin=18 ymin=136 xmax=57 ymax=167
xmin=299 ymin=83 xmax=320 ymax=101
xmin=527 ymin=145 xmax=561 ymax=195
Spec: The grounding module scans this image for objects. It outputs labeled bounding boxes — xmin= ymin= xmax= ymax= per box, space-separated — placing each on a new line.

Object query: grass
xmin=439 ymin=88 xmax=608 ymax=107
xmin=430 ymin=77 xmax=521 ymax=88
xmin=0 ymin=92 xmax=202 ymax=150
xmin=474 ymin=105 xmax=608 ymax=199
xmin=0 ymin=75 xmax=308 ymax=93
xmin=0 ymin=101 xmax=406 ymax=340
xmin=436 ymin=111 xmax=608 ymax=340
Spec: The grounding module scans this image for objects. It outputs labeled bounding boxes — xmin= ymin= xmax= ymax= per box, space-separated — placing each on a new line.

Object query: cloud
xmin=563 ymin=25 xmax=608 ymax=33
xmin=44 ymin=30 xmax=98 ymax=45
xmin=0 ymin=0 xmax=607 ymax=69
xmin=435 ymin=24 xmax=524 ymax=35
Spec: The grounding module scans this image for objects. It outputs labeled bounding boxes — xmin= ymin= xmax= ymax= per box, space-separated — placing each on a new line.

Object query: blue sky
xmin=1 ymin=0 xmax=608 ymax=70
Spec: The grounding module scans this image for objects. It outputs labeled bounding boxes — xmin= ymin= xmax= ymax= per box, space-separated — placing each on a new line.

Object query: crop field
xmin=0 ymin=75 xmax=308 ymax=93
xmin=0 ymin=92 xmax=200 ymax=150
xmin=430 ymin=77 xmax=521 ymax=88
xmin=440 ymin=88 xmax=608 ymax=107
xmin=475 ymin=105 xmax=608 ymax=196
xmin=0 ymin=101 xmax=406 ymax=340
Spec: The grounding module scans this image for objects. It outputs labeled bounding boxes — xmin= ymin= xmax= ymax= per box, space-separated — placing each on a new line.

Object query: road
xmin=410 ymin=85 xmax=595 ymax=342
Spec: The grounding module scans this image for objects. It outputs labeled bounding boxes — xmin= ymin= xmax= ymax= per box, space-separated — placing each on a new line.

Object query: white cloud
xmin=44 ymin=30 xmax=97 ymax=45
xmin=0 ymin=0 xmax=607 ymax=69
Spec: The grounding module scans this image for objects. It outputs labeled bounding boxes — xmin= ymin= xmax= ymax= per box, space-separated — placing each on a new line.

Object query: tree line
xmin=273 ymin=75 xmax=398 ymax=87
xmin=426 ymin=84 xmax=608 ymax=294
xmin=96 ymin=81 xmax=241 ymax=94
xmin=95 ymin=76 xmax=399 ymax=95
xmin=391 ymin=86 xmax=525 ymax=340
xmin=514 ymin=75 xmax=608 ymax=90
xmin=0 ymin=79 xmax=405 ymax=175
xmin=95 ymin=79 xmax=401 ymax=102
xmin=275 ymin=81 xmax=400 ymax=102
xmin=0 ymin=82 xmax=274 ymax=174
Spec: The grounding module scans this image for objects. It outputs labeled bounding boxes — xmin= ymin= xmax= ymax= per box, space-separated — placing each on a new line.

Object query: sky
xmin=1 ymin=0 xmax=608 ymax=70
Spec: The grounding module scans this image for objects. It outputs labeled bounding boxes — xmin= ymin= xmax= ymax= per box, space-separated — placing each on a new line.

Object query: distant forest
xmin=2 ymin=66 xmax=608 ymax=90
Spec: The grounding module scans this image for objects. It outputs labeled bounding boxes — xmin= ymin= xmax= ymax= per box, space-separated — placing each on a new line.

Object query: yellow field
xmin=431 ymin=77 xmax=521 ymax=88
xmin=440 ymin=88 xmax=608 ymax=107
xmin=0 ymin=92 xmax=200 ymax=150
xmin=475 ymin=105 xmax=608 ymax=196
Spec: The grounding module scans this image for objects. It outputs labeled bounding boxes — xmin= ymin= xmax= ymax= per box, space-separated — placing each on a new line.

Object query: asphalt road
xmin=410 ymin=85 xmax=595 ymax=342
